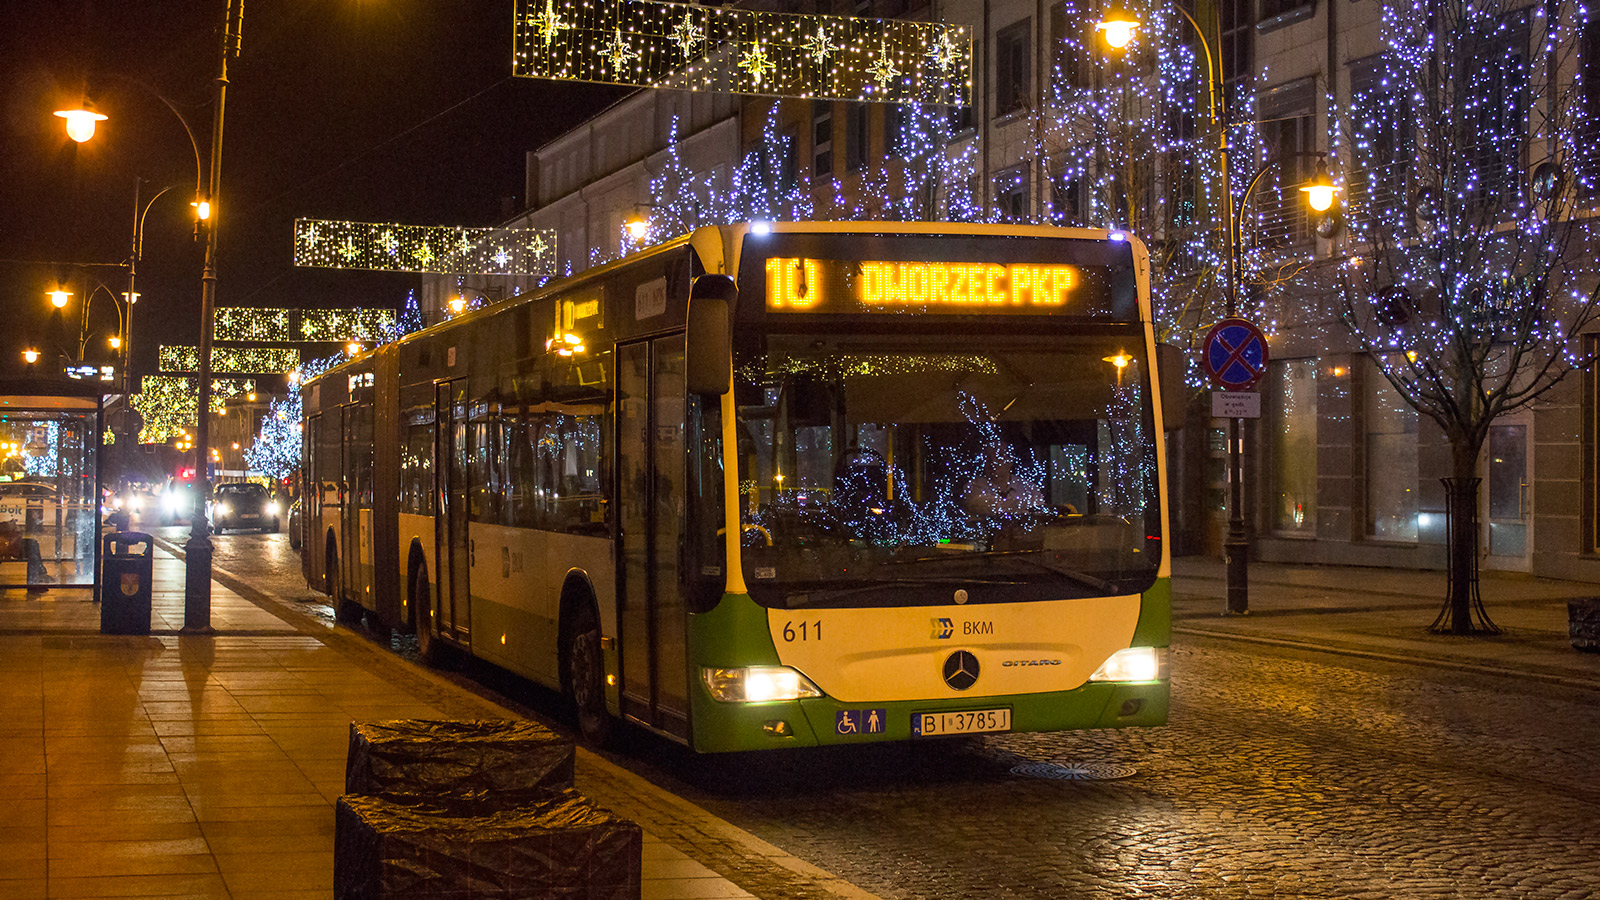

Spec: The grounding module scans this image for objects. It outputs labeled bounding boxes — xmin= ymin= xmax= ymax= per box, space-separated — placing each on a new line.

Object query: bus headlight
xmin=702 ymin=666 xmax=823 ymax=703
xmin=1089 ymin=647 xmax=1168 ymax=683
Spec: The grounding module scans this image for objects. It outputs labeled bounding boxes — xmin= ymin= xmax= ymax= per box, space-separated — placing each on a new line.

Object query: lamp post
xmin=57 ymin=0 xmax=243 ymax=634
xmin=1098 ymin=2 xmax=1339 ymax=615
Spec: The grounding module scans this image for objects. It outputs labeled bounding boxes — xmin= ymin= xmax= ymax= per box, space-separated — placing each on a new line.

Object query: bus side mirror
xmin=1156 ymin=343 xmax=1187 ymax=432
xmin=687 ymin=275 xmax=735 ymax=397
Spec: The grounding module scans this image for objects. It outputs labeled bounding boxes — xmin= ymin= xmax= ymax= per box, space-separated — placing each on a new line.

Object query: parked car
xmin=211 ymin=482 xmax=281 ymax=534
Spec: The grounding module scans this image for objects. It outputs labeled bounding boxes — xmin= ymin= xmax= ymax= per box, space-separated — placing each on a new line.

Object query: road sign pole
xmin=1202 ymin=318 xmax=1268 ymax=618
xmin=1225 ymin=415 xmax=1249 ymax=615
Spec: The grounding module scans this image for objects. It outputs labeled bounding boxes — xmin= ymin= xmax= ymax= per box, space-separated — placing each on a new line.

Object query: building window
xmin=1254 ymin=77 xmax=1316 ymax=247
xmin=847 ymin=103 xmax=869 ymax=172
xmin=780 ymin=127 xmax=798 ymax=192
xmin=995 ymin=18 xmax=1032 ymax=116
xmin=1463 ymin=12 xmax=1530 ymax=208
xmin=813 ymin=102 xmax=833 ymax=179
xmin=1270 ymin=358 xmax=1317 ymax=533
xmin=1579 ymin=20 xmax=1600 ymax=195
xmin=1347 ymin=55 xmax=1413 ymax=228
xmin=994 ymin=166 xmax=1029 ymax=221
xmin=1220 ymin=0 xmax=1254 ymax=88
xmin=1051 ymin=2 xmax=1093 ymax=90
xmin=883 ymin=104 xmax=904 ymax=159
xmin=1051 ymin=168 xmax=1083 ymax=224
xmin=1364 ymin=358 xmax=1418 ymax=541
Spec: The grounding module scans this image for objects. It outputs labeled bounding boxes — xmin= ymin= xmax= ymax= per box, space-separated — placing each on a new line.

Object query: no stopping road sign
xmin=1202 ymin=317 xmax=1270 ymax=391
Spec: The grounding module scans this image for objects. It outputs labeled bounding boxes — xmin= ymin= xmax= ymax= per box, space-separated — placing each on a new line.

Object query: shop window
xmin=1364 ymin=358 xmax=1418 ymax=541
xmin=1270 ymin=358 xmax=1317 ymax=533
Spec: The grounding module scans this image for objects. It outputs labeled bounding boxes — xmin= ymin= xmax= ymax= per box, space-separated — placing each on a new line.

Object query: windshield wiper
xmin=888 ymin=550 xmax=1120 ymax=594
xmin=786 ymin=577 xmax=1019 ymax=607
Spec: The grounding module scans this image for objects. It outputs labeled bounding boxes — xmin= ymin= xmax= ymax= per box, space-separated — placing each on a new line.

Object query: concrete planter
xmin=1568 ymin=598 xmax=1600 ymax=652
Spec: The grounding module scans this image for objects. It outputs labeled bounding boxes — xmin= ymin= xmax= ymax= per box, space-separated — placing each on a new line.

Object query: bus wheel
xmin=413 ymin=563 xmax=447 ymax=667
xmin=329 ymin=541 xmax=362 ymax=625
xmin=566 ymin=608 xmax=614 ymax=748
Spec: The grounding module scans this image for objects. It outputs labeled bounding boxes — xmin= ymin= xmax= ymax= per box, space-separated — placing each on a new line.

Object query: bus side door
xmin=435 ymin=380 xmax=471 ymax=645
xmin=616 ymin=336 xmax=689 ymax=739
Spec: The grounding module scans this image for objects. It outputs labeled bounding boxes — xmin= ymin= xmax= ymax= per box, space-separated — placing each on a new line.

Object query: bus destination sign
xmin=765 ymin=257 xmax=1096 ymax=315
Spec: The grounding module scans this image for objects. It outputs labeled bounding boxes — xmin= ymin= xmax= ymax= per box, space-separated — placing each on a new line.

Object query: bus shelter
xmin=0 ymin=381 xmax=103 ymax=590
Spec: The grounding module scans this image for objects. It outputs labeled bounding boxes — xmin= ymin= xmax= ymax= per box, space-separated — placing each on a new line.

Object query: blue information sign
xmin=1202 ymin=318 xmax=1270 ymax=390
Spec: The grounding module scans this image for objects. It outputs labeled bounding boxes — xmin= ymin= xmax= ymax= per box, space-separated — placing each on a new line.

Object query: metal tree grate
xmin=1010 ymin=762 xmax=1138 ymax=781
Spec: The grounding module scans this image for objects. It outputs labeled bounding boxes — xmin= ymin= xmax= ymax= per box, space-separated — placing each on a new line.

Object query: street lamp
xmin=54 ymin=107 xmax=107 ymax=143
xmin=49 ymin=289 xmax=72 ymax=309
xmin=58 ymin=0 xmax=244 ymax=634
xmin=22 ymin=349 xmax=40 ymax=365
xmin=1099 ymin=1 xmax=1340 ymax=615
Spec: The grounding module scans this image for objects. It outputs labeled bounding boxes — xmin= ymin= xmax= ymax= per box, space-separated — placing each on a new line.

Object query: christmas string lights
xmin=133 ymin=375 xmax=257 ymax=445
xmin=213 ymin=307 xmax=398 ymax=343
xmin=294 ymin=218 xmax=558 ymax=276
xmin=512 ymin=0 xmax=971 ymax=106
xmin=158 ymin=346 xmax=302 ymax=374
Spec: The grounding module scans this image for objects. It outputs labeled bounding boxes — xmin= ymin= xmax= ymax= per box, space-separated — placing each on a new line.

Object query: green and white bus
xmin=301 ymin=222 xmax=1177 ymax=752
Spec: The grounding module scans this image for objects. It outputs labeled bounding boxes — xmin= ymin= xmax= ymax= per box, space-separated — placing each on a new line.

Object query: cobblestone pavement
xmin=194 ymin=528 xmax=1600 ymax=900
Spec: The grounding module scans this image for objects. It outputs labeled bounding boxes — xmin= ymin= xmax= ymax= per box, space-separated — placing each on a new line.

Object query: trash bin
xmin=99 ymin=532 xmax=153 ymax=635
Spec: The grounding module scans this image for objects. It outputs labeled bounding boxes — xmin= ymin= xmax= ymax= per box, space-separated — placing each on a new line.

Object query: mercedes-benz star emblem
xmin=942 ymin=650 xmax=979 ymax=691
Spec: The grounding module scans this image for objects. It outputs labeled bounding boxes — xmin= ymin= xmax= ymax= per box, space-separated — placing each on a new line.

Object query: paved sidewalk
xmin=0 ymin=548 xmax=878 ymax=900
xmin=1171 ymin=556 xmax=1600 ymax=688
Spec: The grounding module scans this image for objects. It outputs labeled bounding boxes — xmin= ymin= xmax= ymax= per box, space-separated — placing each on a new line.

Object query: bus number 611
xmin=782 ymin=620 xmax=822 ymax=642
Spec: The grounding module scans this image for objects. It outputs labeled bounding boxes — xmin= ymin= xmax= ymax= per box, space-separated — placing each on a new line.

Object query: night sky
xmin=0 ymin=0 xmax=629 ymax=381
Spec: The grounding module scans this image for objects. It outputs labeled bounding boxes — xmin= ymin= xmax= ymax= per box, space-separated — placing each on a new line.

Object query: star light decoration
xmin=294 ymin=219 xmax=558 ymax=276
xmin=512 ymin=0 xmax=970 ymax=106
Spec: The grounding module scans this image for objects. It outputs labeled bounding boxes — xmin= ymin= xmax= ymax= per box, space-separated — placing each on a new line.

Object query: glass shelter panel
xmin=0 ymin=401 xmax=101 ymax=588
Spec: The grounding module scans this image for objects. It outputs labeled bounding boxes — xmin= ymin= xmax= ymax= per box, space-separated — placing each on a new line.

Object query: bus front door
xmin=617 ymin=336 xmax=689 ymax=739
xmin=435 ymin=380 xmax=471 ymax=646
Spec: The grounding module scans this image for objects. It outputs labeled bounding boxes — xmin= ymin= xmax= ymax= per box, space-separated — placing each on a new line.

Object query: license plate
xmin=911 ymin=708 xmax=1011 ymax=737
xmin=242 ymin=513 xmax=259 ymax=519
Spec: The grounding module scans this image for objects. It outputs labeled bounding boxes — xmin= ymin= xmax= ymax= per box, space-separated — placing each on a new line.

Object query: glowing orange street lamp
xmin=54 ymin=107 xmax=108 ymax=143
xmin=48 ymin=289 xmax=72 ymax=309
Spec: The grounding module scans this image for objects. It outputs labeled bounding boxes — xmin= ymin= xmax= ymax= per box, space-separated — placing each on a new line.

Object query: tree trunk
xmin=1433 ymin=435 xmax=1501 ymax=635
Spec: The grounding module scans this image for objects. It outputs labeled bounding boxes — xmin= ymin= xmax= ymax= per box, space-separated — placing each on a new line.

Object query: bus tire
xmin=565 ymin=606 xmax=614 ymax=749
xmin=329 ymin=538 xmax=362 ymax=625
xmin=412 ymin=561 xmax=448 ymax=667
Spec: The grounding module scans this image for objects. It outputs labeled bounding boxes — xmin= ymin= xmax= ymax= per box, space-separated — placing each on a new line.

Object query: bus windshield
xmin=733 ymin=331 xmax=1161 ymax=609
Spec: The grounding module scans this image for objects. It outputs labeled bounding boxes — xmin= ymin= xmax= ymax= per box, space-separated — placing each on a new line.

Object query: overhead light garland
xmin=132 ymin=375 xmax=257 ymax=445
xmin=159 ymin=346 xmax=302 ymax=374
xmin=213 ymin=307 xmax=398 ymax=343
xmin=512 ymin=0 xmax=971 ymax=106
xmin=293 ymin=218 xmax=558 ymax=276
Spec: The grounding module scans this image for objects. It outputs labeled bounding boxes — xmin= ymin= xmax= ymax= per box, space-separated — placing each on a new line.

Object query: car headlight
xmin=129 ymin=496 xmax=142 ymax=511
xmin=702 ymin=666 xmax=823 ymax=703
xmin=215 ymin=503 xmax=230 ymax=517
xmin=1089 ymin=647 xmax=1168 ymax=683
xmin=265 ymin=501 xmax=280 ymax=516
xmin=163 ymin=493 xmax=180 ymax=513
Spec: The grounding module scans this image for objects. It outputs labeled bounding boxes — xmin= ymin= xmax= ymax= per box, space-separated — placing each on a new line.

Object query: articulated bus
xmin=302 ymin=222 xmax=1179 ymax=753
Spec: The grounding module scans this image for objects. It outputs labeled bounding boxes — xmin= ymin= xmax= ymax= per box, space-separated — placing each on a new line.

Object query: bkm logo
xmin=931 ymin=618 xmax=955 ymax=639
